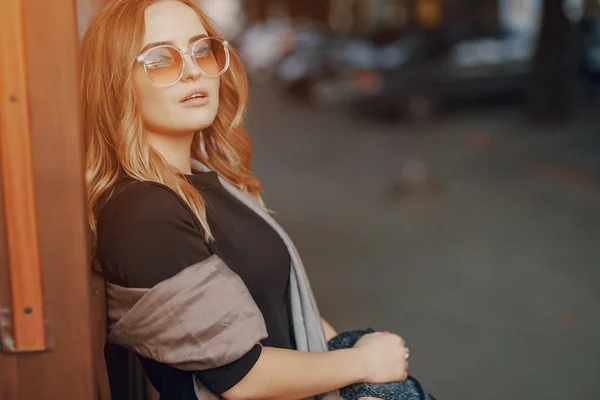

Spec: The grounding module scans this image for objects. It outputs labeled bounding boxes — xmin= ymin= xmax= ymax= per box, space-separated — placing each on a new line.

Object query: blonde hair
xmin=81 ymin=0 xmax=262 ymax=252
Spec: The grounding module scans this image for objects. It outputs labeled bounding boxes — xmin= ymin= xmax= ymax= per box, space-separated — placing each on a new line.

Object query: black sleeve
xmin=194 ymin=344 xmax=262 ymax=394
xmin=97 ymin=181 xmax=212 ymax=288
xmin=97 ymin=180 xmax=261 ymax=394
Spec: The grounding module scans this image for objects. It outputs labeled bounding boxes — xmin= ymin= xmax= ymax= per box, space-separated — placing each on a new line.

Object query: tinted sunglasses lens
xmin=144 ymin=47 xmax=183 ymax=84
xmin=192 ymin=38 xmax=228 ymax=76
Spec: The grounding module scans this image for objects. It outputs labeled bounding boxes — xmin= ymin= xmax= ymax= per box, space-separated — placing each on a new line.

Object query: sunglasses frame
xmin=135 ymin=36 xmax=230 ymax=86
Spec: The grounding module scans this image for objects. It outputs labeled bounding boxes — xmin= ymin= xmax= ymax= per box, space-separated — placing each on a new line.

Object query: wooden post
xmin=0 ymin=0 xmax=46 ymax=353
xmin=0 ymin=0 xmax=96 ymax=397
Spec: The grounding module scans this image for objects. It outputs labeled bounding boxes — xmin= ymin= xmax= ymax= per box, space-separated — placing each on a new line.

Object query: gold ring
xmin=405 ymin=347 xmax=410 ymax=360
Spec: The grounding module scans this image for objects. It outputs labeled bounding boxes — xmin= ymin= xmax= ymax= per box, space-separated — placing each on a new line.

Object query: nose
xmin=180 ymin=53 xmax=202 ymax=82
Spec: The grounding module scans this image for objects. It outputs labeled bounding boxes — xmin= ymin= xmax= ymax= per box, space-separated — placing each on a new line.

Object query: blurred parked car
xmin=273 ymin=27 xmax=406 ymax=107
xmin=272 ymin=23 xmax=333 ymax=105
xmin=341 ymin=29 xmax=538 ymax=120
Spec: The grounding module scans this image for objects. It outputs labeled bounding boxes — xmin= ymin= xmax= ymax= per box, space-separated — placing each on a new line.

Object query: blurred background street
xmin=247 ymin=81 xmax=600 ymax=399
xmin=182 ymin=0 xmax=600 ymax=398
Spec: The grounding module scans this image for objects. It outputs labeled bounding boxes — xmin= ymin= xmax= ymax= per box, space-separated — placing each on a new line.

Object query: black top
xmin=96 ymin=171 xmax=294 ymax=397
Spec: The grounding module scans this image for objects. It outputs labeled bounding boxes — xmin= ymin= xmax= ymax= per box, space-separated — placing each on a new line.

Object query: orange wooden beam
xmin=0 ymin=0 xmax=46 ymax=352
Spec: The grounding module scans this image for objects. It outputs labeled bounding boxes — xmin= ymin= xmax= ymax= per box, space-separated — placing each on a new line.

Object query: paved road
xmin=246 ymin=83 xmax=600 ymax=400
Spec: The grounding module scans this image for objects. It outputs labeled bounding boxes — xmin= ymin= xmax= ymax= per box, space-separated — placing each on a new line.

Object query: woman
xmin=81 ymin=0 xmax=409 ymax=399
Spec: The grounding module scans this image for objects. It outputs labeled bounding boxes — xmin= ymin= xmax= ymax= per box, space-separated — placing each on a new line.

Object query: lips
xmin=180 ymin=88 xmax=209 ymax=103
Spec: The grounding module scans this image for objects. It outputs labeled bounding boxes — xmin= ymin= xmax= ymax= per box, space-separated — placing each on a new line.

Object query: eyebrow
xmin=139 ymin=34 xmax=208 ymax=54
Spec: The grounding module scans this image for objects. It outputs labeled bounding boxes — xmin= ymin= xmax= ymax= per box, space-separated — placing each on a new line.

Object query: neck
xmin=146 ymin=130 xmax=196 ymax=175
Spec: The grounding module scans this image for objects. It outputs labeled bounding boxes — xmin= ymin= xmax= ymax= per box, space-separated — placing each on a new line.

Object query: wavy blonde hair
xmin=81 ymin=0 xmax=262 ymax=252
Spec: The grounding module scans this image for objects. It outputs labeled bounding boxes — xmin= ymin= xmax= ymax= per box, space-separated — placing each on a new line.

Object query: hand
xmin=353 ymin=331 xmax=409 ymax=384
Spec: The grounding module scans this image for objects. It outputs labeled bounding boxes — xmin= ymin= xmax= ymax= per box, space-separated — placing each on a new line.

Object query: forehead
xmin=143 ymin=1 xmax=207 ymax=47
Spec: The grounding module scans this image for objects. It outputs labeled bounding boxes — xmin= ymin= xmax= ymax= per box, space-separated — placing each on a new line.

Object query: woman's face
xmin=133 ymin=0 xmax=220 ymax=136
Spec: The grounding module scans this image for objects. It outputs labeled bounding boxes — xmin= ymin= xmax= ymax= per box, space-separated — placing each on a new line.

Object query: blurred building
xmin=240 ymin=0 xmax=597 ymax=39
xmin=242 ymin=0 xmax=328 ymax=25
xmin=242 ymin=0 xmax=421 ymax=32
xmin=242 ymin=0 xmax=503 ymax=35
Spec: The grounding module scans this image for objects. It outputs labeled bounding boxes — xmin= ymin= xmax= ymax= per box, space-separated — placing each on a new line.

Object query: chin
xmin=181 ymin=113 xmax=217 ymax=132
xmin=192 ymin=117 xmax=217 ymax=131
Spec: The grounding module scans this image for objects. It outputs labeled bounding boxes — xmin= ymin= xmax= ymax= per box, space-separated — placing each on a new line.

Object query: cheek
xmin=211 ymin=79 xmax=220 ymax=113
xmin=133 ymin=67 xmax=170 ymax=126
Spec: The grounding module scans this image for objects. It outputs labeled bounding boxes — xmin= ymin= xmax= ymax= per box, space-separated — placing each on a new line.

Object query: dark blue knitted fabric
xmin=327 ymin=329 xmax=435 ymax=400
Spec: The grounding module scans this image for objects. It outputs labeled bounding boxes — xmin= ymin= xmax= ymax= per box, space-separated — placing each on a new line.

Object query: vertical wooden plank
xmin=1 ymin=0 xmax=95 ymax=398
xmin=0 ymin=0 xmax=46 ymax=353
xmin=0 ymin=183 xmax=18 ymax=400
xmin=14 ymin=0 xmax=95 ymax=396
xmin=0 ymin=0 xmax=105 ymax=397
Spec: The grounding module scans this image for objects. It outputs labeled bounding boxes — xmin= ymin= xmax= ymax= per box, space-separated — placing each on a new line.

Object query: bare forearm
xmin=222 ymin=346 xmax=365 ymax=400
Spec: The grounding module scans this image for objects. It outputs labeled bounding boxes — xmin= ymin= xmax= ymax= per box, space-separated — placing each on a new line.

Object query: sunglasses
xmin=135 ymin=36 xmax=230 ymax=86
